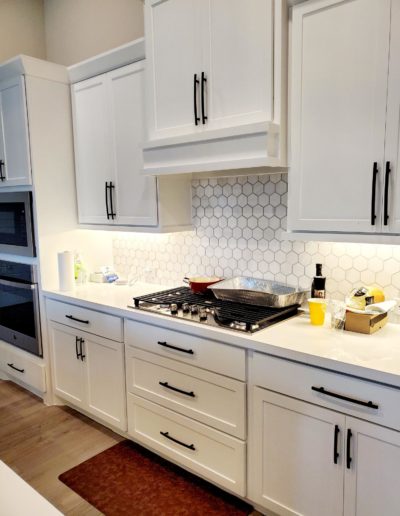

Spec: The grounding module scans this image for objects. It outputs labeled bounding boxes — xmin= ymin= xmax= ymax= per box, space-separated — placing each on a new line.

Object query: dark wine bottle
xmin=311 ymin=263 xmax=326 ymax=298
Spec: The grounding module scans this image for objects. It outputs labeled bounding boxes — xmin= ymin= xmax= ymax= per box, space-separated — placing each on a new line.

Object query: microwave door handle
xmin=0 ymin=278 xmax=36 ymax=290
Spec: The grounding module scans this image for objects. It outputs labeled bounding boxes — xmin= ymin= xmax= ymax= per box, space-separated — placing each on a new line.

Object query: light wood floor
xmin=0 ymin=380 xmax=122 ymax=515
xmin=0 ymin=380 xmax=262 ymax=516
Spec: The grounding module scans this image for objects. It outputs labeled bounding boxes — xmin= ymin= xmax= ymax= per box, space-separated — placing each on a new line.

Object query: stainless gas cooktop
xmin=129 ymin=287 xmax=299 ymax=333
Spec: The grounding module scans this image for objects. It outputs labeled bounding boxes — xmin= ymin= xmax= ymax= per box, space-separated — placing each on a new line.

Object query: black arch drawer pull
xmin=312 ymin=386 xmax=378 ymax=409
xmin=7 ymin=363 xmax=24 ymax=373
xmin=66 ymin=314 xmax=89 ymax=324
xmin=157 ymin=341 xmax=194 ymax=355
xmin=333 ymin=424 xmax=340 ymax=464
xmin=0 ymin=160 xmax=5 ymax=181
xmin=160 ymin=431 xmax=195 ymax=451
xmin=346 ymin=429 xmax=352 ymax=469
xmin=159 ymin=381 xmax=195 ymax=398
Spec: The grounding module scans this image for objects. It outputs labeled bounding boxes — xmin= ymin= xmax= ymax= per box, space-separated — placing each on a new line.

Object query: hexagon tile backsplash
xmin=113 ymin=174 xmax=400 ymax=302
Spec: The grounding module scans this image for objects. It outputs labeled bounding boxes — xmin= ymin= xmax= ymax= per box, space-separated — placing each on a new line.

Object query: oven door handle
xmin=0 ymin=278 xmax=36 ymax=290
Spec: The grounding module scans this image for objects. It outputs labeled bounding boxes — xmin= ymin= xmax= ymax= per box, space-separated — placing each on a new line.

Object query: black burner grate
xmin=134 ymin=287 xmax=299 ymax=332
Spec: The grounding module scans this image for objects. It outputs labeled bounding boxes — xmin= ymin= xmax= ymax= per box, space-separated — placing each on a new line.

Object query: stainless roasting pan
xmin=208 ymin=277 xmax=308 ymax=308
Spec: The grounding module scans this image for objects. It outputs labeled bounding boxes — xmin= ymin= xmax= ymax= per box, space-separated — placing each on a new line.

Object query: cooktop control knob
xmin=182 ymin=302 xmax=190 ymax=313
xmin=199 ymin=307 xmax=208 ymax=321
xmin=170 ymin=303 xmax=178 ymax=315
xmin=191 ymin=305 xmax=198 ymax=315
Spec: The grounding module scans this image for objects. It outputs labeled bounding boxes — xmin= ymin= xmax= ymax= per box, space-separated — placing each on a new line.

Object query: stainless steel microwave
xmin=0 ymin=192 xmax=35 ymax=257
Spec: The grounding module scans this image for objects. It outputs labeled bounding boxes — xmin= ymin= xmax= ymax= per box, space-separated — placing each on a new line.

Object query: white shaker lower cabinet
xmin=344 ymin=417 xmax=400 ymax=516
xmin=124 ymin=318 xmax=246 ymax=496
xmin=49 ymin=322 xmax=126 ymax=431
xmin=127 ymin=394 xmax=246 ymax=497
xmin=249 ymin=352 xmax=400 ymax=516
xmin=249 ymin=388 xmax=345 ymax=516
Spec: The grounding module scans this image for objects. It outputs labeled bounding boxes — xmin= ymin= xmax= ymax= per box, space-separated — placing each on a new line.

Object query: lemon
xmin=367 ymin=286 xmax=385 ymax=303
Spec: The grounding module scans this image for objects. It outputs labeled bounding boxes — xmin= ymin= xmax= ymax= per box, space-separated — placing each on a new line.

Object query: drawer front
xmin=125 ymin=319 xmax=245 ymax=380
xmin=126 ymin=347 xmax=245 ymax=438
xmin=251 ymin=352 xmax=400 ymax=431
xmin=46 ymin=299 xmax=123 ymax=342
xmin=0 ymin=342 xmax=46 ymax=392
xmin=127 ymin=394 xmax=245 ymax=496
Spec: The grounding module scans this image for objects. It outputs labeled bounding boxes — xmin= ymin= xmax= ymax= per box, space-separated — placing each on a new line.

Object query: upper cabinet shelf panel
xmin=143 ymin=0 xmax=287 ymax=175
xmin=0 ymin=76 xmax=31 ymax=187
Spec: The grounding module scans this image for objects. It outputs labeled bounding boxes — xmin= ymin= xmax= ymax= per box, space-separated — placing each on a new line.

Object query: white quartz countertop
xmin=42 ymin=282 xmax=400 ymax=389
xmin=0 ymin=461 xmax=62 ymax=515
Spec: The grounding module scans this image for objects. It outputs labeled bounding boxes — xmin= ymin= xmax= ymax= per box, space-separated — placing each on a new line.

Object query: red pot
xmin=183 ymin=276 xmax=222 ymax=294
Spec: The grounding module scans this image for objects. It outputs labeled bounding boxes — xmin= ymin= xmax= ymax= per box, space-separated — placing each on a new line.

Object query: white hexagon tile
xmin=113 ymin=174 xmax=400 ymax=302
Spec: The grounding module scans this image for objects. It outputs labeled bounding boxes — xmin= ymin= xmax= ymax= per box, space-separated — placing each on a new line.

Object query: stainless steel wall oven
xmin=0 ymin=260 xmax=41 ymax=356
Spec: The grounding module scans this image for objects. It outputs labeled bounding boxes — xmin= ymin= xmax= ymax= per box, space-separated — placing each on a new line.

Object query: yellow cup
xmin=308 ymin=298 xmax=327 ymax=326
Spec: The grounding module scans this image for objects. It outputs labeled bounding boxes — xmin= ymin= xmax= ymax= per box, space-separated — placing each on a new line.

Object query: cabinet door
xmin=289 ymin=0 xmax=391 ymax=233
xmin=248 ymin=387 xmax=344 ymax=516
xmin=384 ymin=0 xmax=400 ymax=233
xmin=344 ymin=417 xmax=400 ymax=516
xmin=108 ymin=63 xmax=158 ymax=226
xmin=145 ymin=0 xmax=204 ymax=141
xmin=203 ymin=0 xmax=273 ymax=131
xmin=84 ymin=333 xmax=126 ymax=431
xmin=50 ymin=323 xmax=86 ymax=409
xmin=0 ymin=76 xmax=32 ymax=186
xmin=72 ymin=75 xmax=113 ymax=224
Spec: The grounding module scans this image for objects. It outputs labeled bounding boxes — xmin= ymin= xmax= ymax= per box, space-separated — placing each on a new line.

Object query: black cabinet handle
xmin=334 ymin=424 xmax=340 ymax=464
xmin=201 ymin=72 xmax=207 ymax=124
xmin=79 ymin=338 xmax=85 ymax=361
xmin=193 ymin=74 xmax=200 ymax=125
xmin=371 ymin=162 xmax=378 ymax=225
xmin=105 ymin=182 xmax=111 ymax=219
xmin=109 ymin=181 xmax=116 ymax=220
xmin=66 ymin=314 xmax=89 ymax=324
xmin=346 ymin=429 xmax=352 ymax=469
xmin=159 ymin=381 xmax=195 ymax=398
xmin=7 ymin=363 xmax=24 ymax=373
xmin=311 ymin=386 xmax=378 ymax=409
xmin=0 ymin=160 xmax=5 ymax=181
xmin=75 ymin=336 xmax=81 ymax=359
xmin=160 ymin=431 xmax=195 ymax=451
xmin=384 ymin=161 xmax=391 ymax=226
xmin=157 ymin=340 xmax=194 ymax=355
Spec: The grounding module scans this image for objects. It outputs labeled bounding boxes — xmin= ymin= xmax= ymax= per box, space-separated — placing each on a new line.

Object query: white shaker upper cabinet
xmin=385 ymin=0 xmax=400 ymax=234
xmin=72 ymin=62 xmax=158 ymax=227
xmin=108 ymin=63 xmax=158 ymax=226
xmin=203 ymin=0 xmax=273 ymax=131
xmin=288 ymin=0 xmax=391 ymax=234
xmin=145 ymin=0 xmax=204 ymax=141
xmin=0 ymin=76 xmax=32 ymax=187
xmin=143 ymin=0 xmax=285 ymax=174
xmin=73 ymin=74 xmax=112 ymax=225
xmin=71 ymin=47 xmax=192 ymax=232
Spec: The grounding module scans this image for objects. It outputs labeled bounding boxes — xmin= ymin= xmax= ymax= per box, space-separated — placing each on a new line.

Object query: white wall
xmin=0 ymin=0 xmax=46 ymax=62
xmin=44 ymin=0 xmax=144 ymax=65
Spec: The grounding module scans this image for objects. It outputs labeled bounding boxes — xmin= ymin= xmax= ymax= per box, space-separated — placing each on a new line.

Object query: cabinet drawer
xmin=251 ymin=352 xmax=400 ymax=431
xmin=46 ymin=299 xmax=123 ymax=342
xmin=127 ymin=394 xmax=245 ymax=496
xmin=125 ymin=319 xmax=245 ymax=380
xmin=0 ymin=342 xmax=46 ymax=393
xmin=126 ymin=347 xmax=245 ymax=438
